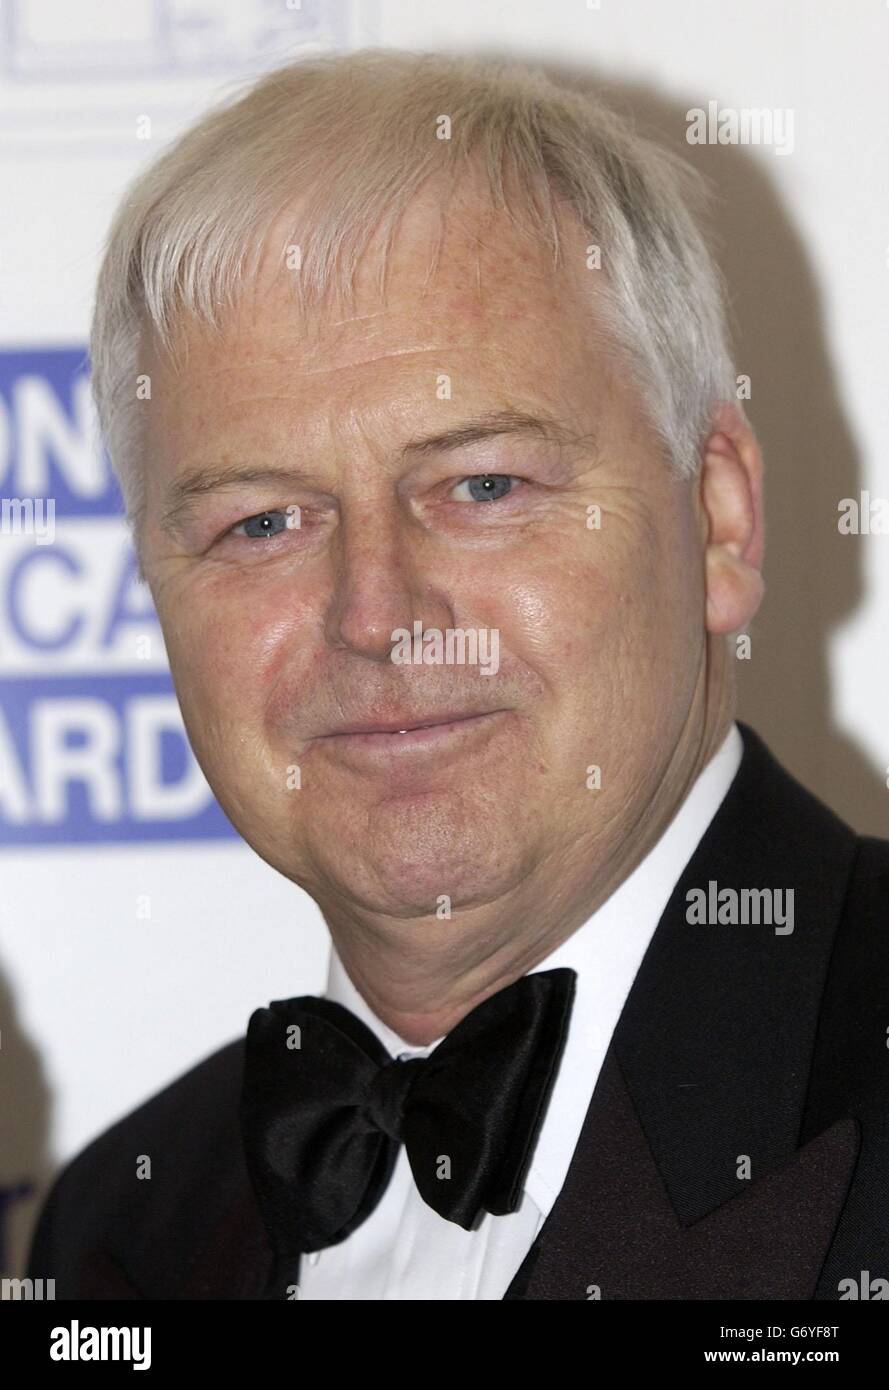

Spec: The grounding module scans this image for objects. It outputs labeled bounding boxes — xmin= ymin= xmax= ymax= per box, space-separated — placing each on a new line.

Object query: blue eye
xmin=231 ymin=509 xmax=296 ymax=539
xmin=451 ymin=474 xmax=517 ymax=503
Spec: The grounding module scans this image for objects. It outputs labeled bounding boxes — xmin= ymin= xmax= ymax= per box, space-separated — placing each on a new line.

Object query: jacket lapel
xmin=505 ymin=1047 xmax=858 ymax=1299
xmin=506 ymin=721 xmax=861 ymax=1298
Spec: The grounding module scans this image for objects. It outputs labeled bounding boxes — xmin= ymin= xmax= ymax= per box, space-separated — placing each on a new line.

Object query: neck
xmin=320 ymin=637 xmax=735 ymax=1045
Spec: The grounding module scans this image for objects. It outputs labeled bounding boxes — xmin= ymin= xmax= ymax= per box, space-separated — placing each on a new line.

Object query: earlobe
xmin=705 ymin=549 xmax=766 ymax=634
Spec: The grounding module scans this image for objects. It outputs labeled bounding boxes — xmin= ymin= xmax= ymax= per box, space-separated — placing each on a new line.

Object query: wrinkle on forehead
xmin=147 ymin=287 xmax=602 ymax=407
xmin=151 ymin=307 xmax=582 ymax=397
xmin=149 ymin=175 xmax=599 ymax=377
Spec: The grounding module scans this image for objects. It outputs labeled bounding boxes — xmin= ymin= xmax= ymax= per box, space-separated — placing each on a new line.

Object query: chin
xmin=311 ymin=831 xmax=528 ymax=920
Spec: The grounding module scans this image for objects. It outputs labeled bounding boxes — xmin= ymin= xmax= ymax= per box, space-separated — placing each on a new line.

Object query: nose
xmin=324 ymin=500 xmax=453 ymax=663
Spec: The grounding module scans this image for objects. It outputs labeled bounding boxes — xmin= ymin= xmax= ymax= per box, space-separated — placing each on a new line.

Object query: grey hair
xmin=90 ymin=47 xmax=738 ymax=548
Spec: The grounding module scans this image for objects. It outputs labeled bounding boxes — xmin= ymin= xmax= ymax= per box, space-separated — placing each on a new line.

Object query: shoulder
xmin=805 ymin=831 xmax=889 ymax=1129
xmin=52 ymin=1033 xmax=247 ymax=1189
xmin=829 ymin=829 xmax=889 ymax=983
xmin=716 ymin=724 xmax=889 ymax=1123
xmin=28 ymin=1036 xmax=248 ymax=1296
xmin=830 ymin=830 xmax=889 ymax=981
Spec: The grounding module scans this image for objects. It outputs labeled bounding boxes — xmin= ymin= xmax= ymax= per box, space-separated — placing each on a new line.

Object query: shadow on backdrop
xmin=0 ymin=961 xmax=51 ymax=1280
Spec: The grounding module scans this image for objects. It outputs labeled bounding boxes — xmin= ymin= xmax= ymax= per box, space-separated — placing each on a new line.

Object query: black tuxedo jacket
xmin=26 ymin=721 xmax=889 ymax=1299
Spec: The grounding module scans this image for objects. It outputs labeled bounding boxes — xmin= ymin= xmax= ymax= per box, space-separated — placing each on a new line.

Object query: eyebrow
xmin=400 ymin=407 xmax=586 ymax=457
xmin=160 ymin=407 xmax=588 ymax=536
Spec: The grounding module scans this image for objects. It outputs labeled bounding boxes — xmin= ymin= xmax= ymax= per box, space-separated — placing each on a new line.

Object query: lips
xmin=320 ymin=710 xmax=499 ymax=738
xmin=309 ymin=708 xmax=511 ymax=766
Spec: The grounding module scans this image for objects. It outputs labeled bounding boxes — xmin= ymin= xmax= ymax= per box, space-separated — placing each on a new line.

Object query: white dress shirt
xmin=297 ymin=722 xmax=744 ymax=1300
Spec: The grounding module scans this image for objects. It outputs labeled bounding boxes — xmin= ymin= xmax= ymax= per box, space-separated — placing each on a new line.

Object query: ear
xmin=699 ymin=402 xmax=765 ymax=635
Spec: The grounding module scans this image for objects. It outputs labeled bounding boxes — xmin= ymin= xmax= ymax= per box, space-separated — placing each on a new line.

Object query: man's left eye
xmin=450 ymin=474 xmax=519 ymax=503
xmin=230 ymin=508 xmax=296 ymax=539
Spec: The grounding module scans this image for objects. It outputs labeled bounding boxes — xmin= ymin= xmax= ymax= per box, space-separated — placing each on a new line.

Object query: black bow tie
xmin=239 ymin=967 xmax=576 ymax=1263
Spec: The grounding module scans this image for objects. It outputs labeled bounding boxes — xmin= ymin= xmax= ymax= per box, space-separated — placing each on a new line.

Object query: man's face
xmin=141 ymin=182 xmax=707 ymax=921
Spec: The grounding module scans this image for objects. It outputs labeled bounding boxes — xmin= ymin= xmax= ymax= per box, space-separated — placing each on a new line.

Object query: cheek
xmin=496 ymin=539 xmax=626 ymax=655
xmin=160 ymin=572 xmax=318 ymax=728
xmin=496 ymin=515 xmax=700 ymax=712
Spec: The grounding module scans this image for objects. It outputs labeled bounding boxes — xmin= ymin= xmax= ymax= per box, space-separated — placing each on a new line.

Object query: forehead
xmin=145 ymin=177 xmax=613 ymax=416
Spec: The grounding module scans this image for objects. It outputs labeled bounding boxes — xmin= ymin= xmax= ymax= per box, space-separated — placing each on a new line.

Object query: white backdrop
xmin=1 ymin=0 xmax=887 ymax=1277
